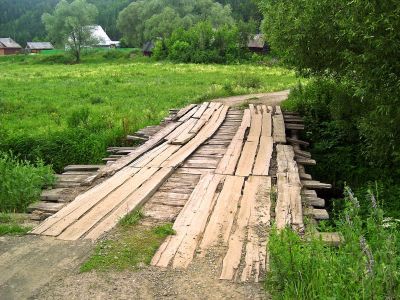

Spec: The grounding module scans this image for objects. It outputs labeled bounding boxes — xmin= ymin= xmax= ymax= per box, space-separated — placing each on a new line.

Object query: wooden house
xmin=26 ymin=42 xmax=54 ymax=53
xmin=0 ymin=38 xmax=22 ymax=55
xmin=248 ymin=34 xmax=269 ymax=54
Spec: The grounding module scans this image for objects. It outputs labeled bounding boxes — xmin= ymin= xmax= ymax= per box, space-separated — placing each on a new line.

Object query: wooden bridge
xmin=30 ymin=101 xmax=334 ymax=282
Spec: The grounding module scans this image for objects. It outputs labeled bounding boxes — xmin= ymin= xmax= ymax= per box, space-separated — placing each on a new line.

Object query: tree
xmin=42 ymin=0 xmax=98 ymax=62
xmin=117 ymin=0 xmax=235 ymax=47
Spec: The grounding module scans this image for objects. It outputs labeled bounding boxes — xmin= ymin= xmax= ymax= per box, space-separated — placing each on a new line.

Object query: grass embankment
xmin=0 ymin=51 xmax=297 ymax=212
xmin=81 ymin=210 xmax=175 ymax=272
xmin=0 ymin=213 xmax=32 ymax=235
xmin=267 ymin=188 xmax=400 ymax=299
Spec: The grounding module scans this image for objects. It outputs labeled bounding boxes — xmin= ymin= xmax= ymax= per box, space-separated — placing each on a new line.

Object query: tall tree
xmin=42 ymin=0 xmax=98 ymax=62
xmin=117 ymin=0 xmax=234 ymax=47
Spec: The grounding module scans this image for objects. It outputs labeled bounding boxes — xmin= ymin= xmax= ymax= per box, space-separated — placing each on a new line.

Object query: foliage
xmin=80 ymin=223 xmax=175 ymax=272
xmin=0 ymin=53 xmax=296 ymax=173
xmin=42 ymin=0 xmax=98 ymax=62
xmin=117 ymin=0 xmax=234 ymax=47
xmin=215 ymin=0 xmax=262 ymax=22
xmin=154 ymin=21 xmax=257 ymax=64
xmin=267 ymin=187 xmax=400 ymax=299
xmin=0 ymin=152 xmax=55 ymax=212
xmin=258 ymin=0 xmax=400 ymax=178
xmin=282 ymin=80 xmax=400 ymax=218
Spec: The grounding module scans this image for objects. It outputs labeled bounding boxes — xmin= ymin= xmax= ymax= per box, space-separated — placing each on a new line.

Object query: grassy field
xmin=0 ymin=51 xmax=298 ymax=212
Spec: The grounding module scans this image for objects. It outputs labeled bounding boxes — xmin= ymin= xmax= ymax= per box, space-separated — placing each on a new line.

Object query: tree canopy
xmin=42 ymin=0 xmax=98 ymax=62
xmin=117 ymin=0 xmax=235 ymax=47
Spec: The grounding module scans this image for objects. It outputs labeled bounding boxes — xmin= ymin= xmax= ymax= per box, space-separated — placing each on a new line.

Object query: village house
xmin=0 ymin=38 xmax=22 ymax=55
xmin=247 ymin=34 xmax=269 ymax=54
xmin=26 ymin=42 xmax=54 ymax=53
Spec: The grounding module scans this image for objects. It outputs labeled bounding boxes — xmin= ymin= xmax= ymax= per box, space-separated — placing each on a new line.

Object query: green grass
xmin=0 ymin=152 xmax=55 ymax=212
xmin=80 ymin=222 xmax=175 ymax=272
xmin=266 ymin=187 xmax=400 ymax=299
xmin=0 ymin=53 xmax=297 ymax=173
xmin=0 ymin=213 xmax=32 ymax=235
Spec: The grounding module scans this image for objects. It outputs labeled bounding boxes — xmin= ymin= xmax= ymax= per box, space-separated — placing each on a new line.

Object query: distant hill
xmin=0 ymin=0 xmax=131 ymax=46
xmin=0 ymin=0 xmax=260 ymax=46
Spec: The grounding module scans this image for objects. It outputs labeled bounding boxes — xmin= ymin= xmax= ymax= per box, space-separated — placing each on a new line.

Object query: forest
xmin=0 ymin=0 xmax=260 ymax=44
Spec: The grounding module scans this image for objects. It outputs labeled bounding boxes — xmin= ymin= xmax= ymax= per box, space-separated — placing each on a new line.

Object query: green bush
xmin=267 ymin=187 xmax=400 ymax=299
xmin=0 ymin=152 xmax=55 ymax=212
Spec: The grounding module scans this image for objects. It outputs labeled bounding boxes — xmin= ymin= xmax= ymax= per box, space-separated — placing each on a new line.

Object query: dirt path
xmin=1 ymin=91 xmax=289 ymax=300
xmin=0 ymin=236 xmax=91 ymax=300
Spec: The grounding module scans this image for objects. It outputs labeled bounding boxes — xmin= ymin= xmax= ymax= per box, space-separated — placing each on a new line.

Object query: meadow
xmin=0 ymin=51 xmax=298 ymax=211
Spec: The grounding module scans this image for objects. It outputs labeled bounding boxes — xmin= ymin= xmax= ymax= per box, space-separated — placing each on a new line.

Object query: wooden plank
xmin=273 ymin=114 xmax=286 ymax=143
xmin=286 ymin=123 xmax=305 ymax=130
xmin=130 ymin=143 xmax=169 ymax=168
xmin=28 ymin=202 xmax=65 ymax=213
xmin=40 ymin=188 xmax=69 ymax=201
xmin=220 ymin=176 xmax=264 ymax=280
xmin=162 ymin=106 xmax=229 ymax=168
xmin=151 ymin=174 xmax=218 ymax=267
xmin=198 ymin=176 xmax=245 ymax=253
xmin=174 ymin=168 xmax=213 ymax=176
xmin=84 ymin=167 xmax=175 ymax=240
xmin=175 ymin=104 xmax=196 ymax=120
xmin=166 ymin=118 xmax=197 ymax=142
xmin=302 ymin=180 xmax=332 ymax=189
xmin=179 ymin=106 xmax=199 ymax=122
xmin=64 ymin=165 xmax=103 ymax=172
xmin=31 ymin=167 xmax=140 ymax=235
xmin=99 ymin=122 xmax=181 ymax=176
xmin=294 ymin=149 xmax=312 ymax=158
xmin=275 ymin=145 xmax=303 ymax=231
xmin=172 ymin=175 xmax=224 ymax=268
xmin=215 ymin=109 xmax=250 ymax=175
xmin=57 ymin=167 xmax=159 ymax=240
xmin=147 ymin=145 xmax=181 ymax=167
xmin=235 ymin=108 xmax=262 ymax=176
xmin=261 ymin=111 xmax=272 ymax=137
xmin=192 ymin=102 xmax=209 ymax=119
xmin=189 ymin=103 xmax=219 ymax=134
xmin=252 ymin=136 xmax=273 ymax=176
xmin=287 ymin=137 xmax=309 ymax=147
xmin=296 ymin=158 xmax=316 ymax=165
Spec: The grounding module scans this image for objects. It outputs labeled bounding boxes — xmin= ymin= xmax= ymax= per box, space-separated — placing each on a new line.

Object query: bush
xmin=267 ymin=187 xmax=400 ymax=299
xmin=0 ymin=152 xmax=55 ymax=212
xmin=37 ymin=53 xmax=74 ymax=64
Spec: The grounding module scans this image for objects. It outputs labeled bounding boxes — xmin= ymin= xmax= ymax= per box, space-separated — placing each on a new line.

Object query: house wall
xmin=1 ymin=48 xmax=21 ymax=55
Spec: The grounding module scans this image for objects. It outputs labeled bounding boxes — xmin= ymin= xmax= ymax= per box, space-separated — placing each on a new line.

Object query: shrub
xmin=0 ymin=152 xmax=55 ymax=212
xmin=267 ymin=187 xmax=400 ymax=299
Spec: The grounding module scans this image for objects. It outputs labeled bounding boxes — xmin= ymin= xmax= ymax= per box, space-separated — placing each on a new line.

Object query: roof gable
xmin=0 ymin=38 xmax=22 ymax=49
xmin=26 ymin=42 xmax=54 ymax=50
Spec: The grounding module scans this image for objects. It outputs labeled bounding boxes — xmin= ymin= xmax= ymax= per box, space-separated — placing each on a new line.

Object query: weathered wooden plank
xmin=28 ymin=202 xmax=65 ymax=214
xmin=192 ymin=102 xmax=209 ymax=119
xmin=151 ymin=174 xmax=218 ymax=267
xmin=162 ymin=106 xmax=229 ymax=168
xmin=40 ymin=188 xmax=69 ymax=202
xmin=57 ymin=167 xmax=159 ymax=240
xmin=287 ymin=137 xmax=309 ymax=147
xmin=64 ymin=165 xmax=103 ymax=172
xmin=31 ymin=167 xmax=140 ymax=235
xmin=199 ymin=176 xmax=245 ymax=253
xmin=220 ymin=176 xmax=263 ymax=280
xmin=215 ymin=109 xmax=250 ymax=175
xmin=252 ymin=136 xmax=273 ymax=176
xmin=172 ymin=175 xmax=224 ymax=268
xmin=99 ymin=122 xmax=181 ymax=176
xmin=302 ymin=180 xmax=332 ymax=189
xmin=273 ymin=114 xmax=286 ymax=143
xmin=85 ymin=167 xmax=175 ymax=240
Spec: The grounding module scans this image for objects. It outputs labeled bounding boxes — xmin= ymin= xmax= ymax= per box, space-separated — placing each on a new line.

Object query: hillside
xmin=0 ymin=0 xmax=260 ymax=46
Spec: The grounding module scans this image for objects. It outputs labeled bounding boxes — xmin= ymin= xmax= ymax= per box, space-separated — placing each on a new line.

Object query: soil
xmin=0 ymin=91 xmax=287 ymax=300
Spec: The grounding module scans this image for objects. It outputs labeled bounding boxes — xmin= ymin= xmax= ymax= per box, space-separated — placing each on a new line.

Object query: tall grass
xmin=0 ymin=152 xmax=55 ymax=212
xmin=0 ymin=54 xmax=297 ymax=173
xmin=266 ymin=187 xmax=400 ymax=299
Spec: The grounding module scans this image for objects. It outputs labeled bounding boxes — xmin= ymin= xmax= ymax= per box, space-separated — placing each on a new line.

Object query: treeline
xmin=256 ymin=0 xmax=400 ymax=210
xmin=0 ymin=0 xmax=260 ymax=46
